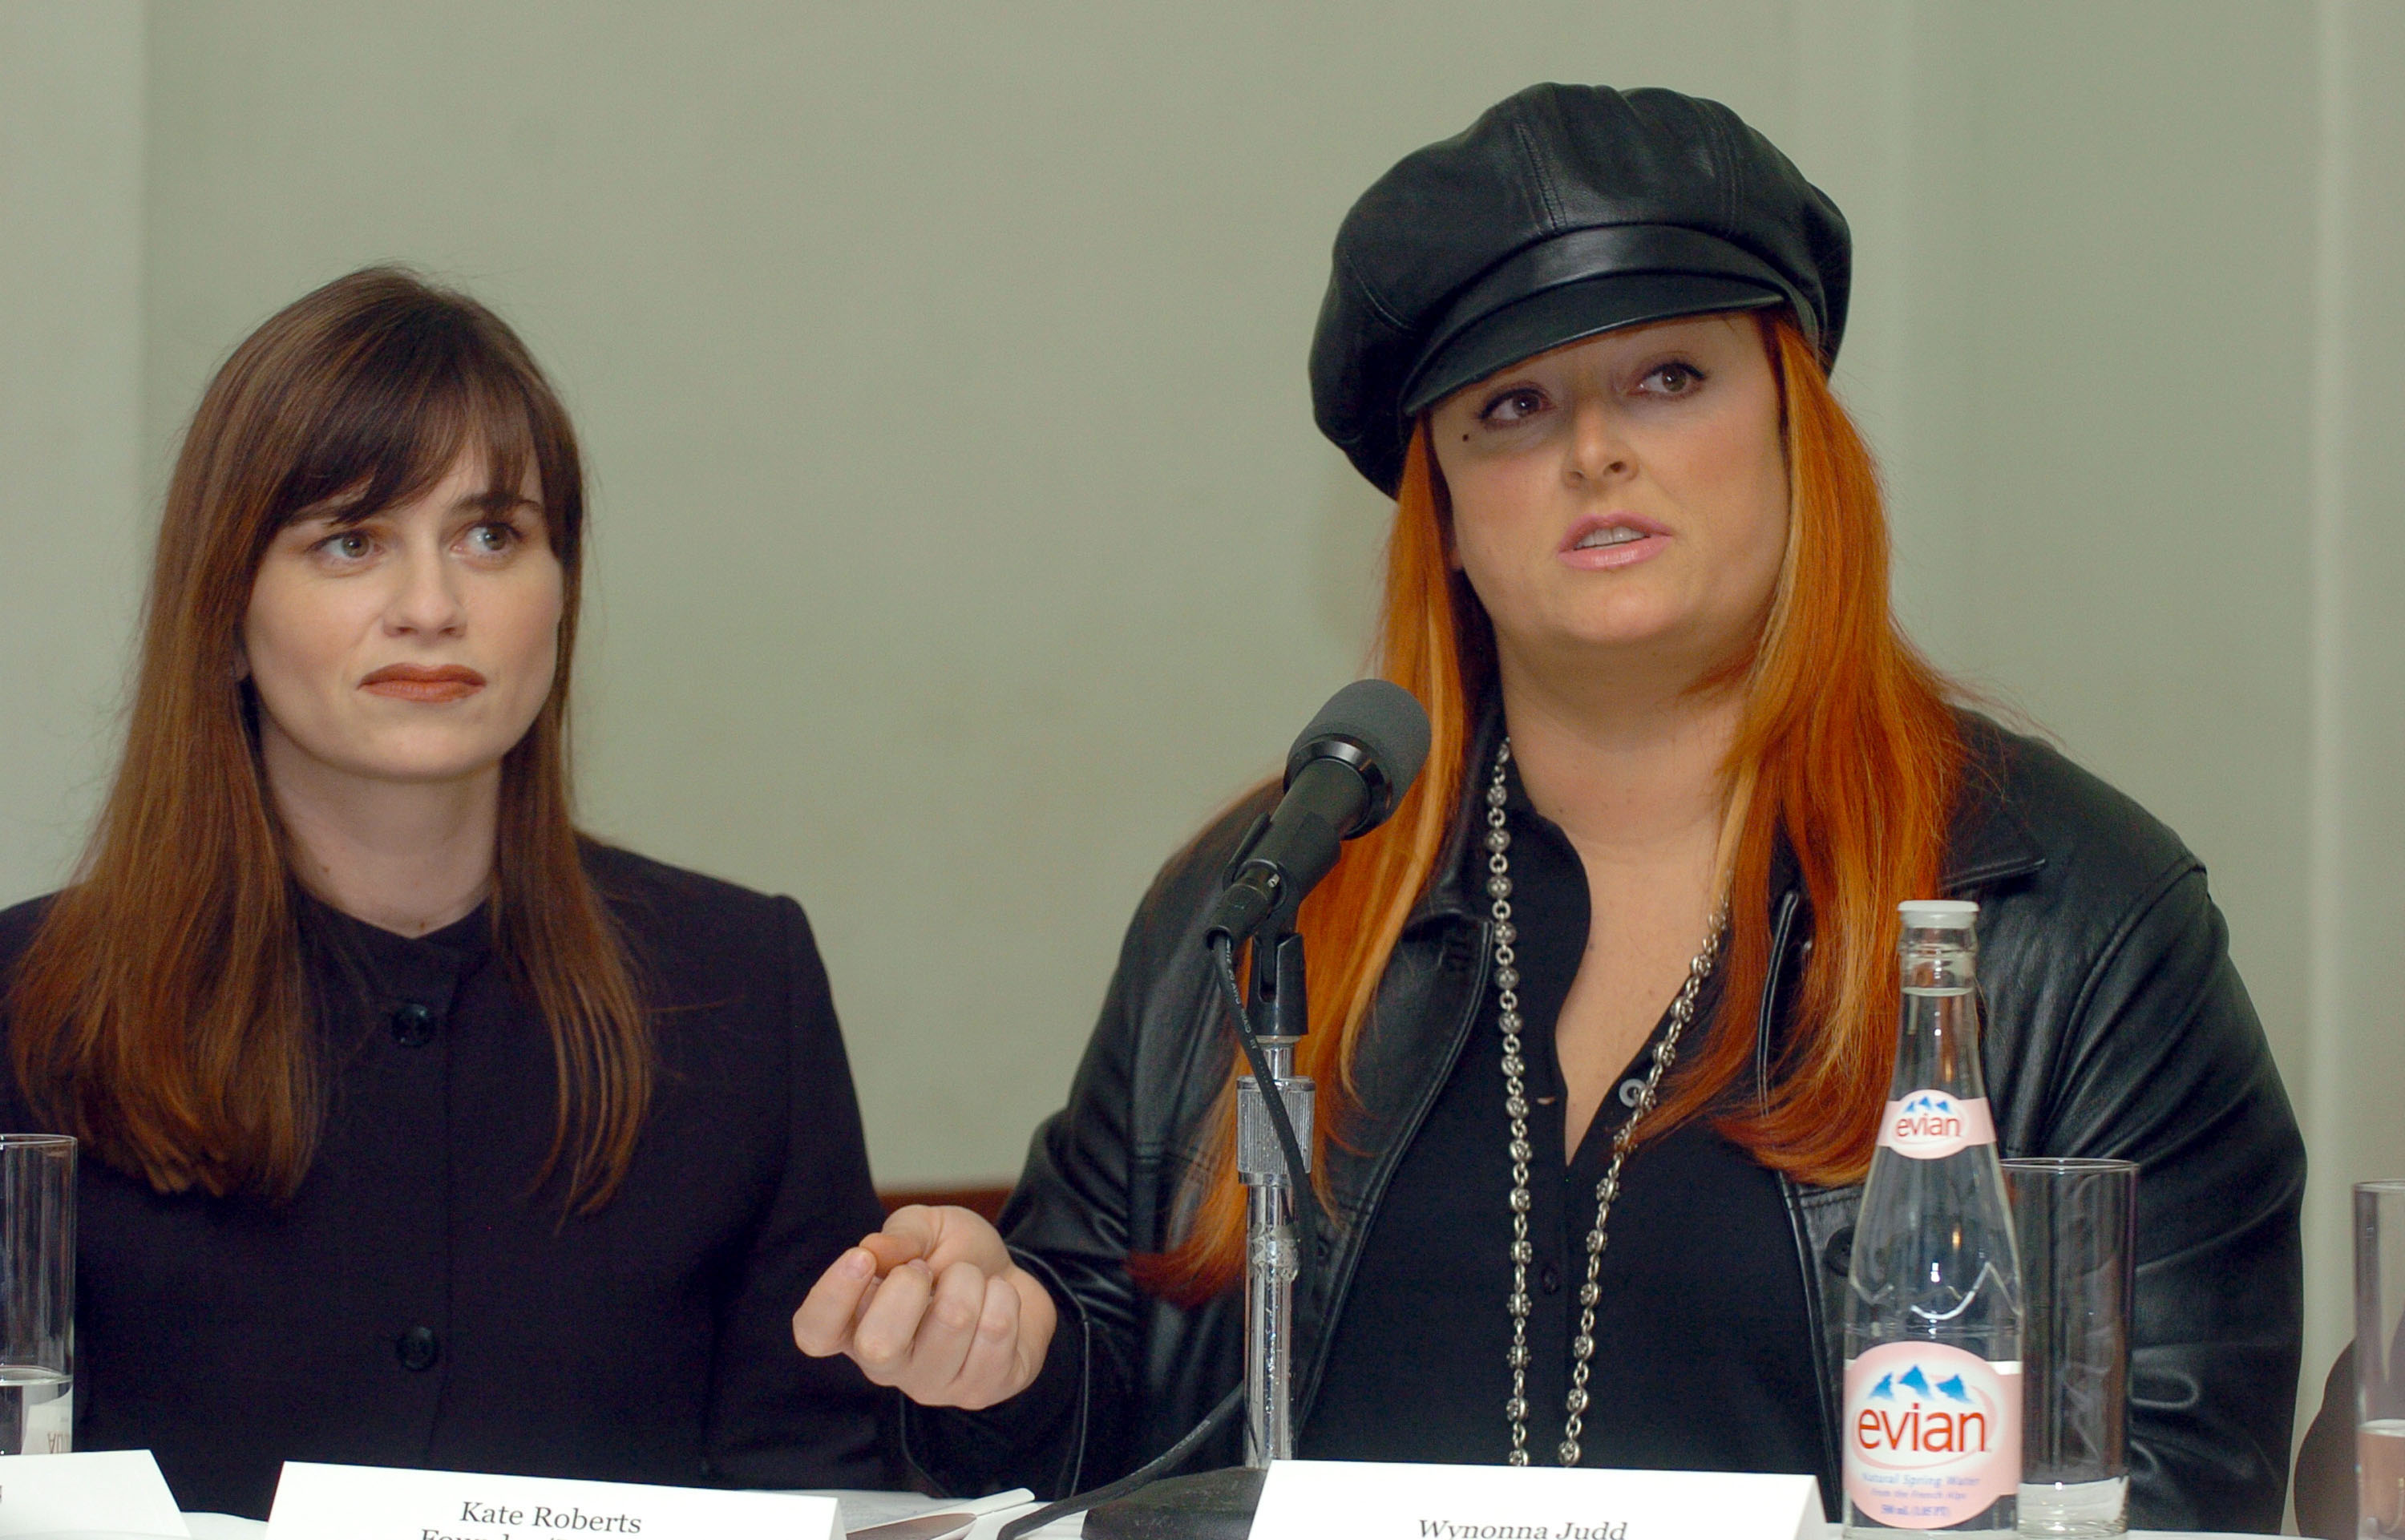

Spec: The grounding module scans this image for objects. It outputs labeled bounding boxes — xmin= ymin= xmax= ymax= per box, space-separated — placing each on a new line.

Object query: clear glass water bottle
xmin=1843 ymin=899 xmax=2024 ymax=1534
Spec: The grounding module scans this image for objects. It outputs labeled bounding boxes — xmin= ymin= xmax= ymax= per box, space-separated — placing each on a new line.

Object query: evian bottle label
xmin=1844 ymin=1341 xmax=2021 ymax=1528
xmin=1878 ymin=1090 xmax=1995 ymax=1160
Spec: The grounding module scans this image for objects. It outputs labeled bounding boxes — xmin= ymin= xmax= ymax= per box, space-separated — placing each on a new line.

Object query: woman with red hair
xmin=798 ymin=84 xmax=2303 ymax=1529
xmin=1 ymin=268 xmax=891 ymax=1514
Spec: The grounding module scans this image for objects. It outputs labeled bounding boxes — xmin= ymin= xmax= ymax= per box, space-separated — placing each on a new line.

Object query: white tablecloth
xmin=175 ymin=1489 xmax=1072 ymax=1538
xmin=173 ymin=1510 xmax=2269 ymax=1540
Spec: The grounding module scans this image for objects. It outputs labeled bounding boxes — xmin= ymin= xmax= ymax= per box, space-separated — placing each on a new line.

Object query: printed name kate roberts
xmin=420 ymin=1500 xmax=646 ymax=1538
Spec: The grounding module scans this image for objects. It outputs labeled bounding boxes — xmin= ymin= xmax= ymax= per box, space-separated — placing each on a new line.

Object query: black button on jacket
xmin=0 ymin=844 xmax=893 ymax=1517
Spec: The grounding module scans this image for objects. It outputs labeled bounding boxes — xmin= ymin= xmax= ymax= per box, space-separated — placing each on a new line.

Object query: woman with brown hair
xmin=797 ymin=84 xmax=2305 ymax=1530
xmin=0 ymin=267 xmax=891 ymax=1515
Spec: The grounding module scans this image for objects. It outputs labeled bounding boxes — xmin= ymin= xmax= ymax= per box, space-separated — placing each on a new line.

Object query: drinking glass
xmin=0 ymin=1134 xmax=75 ymax=1455
xmin=2355 ymin=1181 xmax=2405 ymax=1537
xmin=2005 ymin=1157 xmax=2136 ymax=1538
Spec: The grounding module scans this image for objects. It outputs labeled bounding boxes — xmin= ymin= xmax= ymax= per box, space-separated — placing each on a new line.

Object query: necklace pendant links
xmin=1487 ymin=735 xmax=1728 ymax=1469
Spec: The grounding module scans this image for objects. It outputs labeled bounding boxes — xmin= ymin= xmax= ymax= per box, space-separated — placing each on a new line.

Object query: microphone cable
xmin=1212 ymin=932 xmax=1329 ymax=1247
xmin=992 ymin=1384 xmax=1245 ymax=1540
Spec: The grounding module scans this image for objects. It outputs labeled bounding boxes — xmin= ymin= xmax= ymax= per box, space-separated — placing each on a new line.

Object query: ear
xmin=231 ymin=633 xmax=251 ymax=683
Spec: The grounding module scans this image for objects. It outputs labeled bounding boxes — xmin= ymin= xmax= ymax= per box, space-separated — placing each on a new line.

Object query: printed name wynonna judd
xmin=1417 ymin=1521 xmax=1629 ymax=1538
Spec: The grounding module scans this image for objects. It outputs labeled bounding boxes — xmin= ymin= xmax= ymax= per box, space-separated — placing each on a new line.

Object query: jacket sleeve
xmin=703 ymin=896 xmax=900 ymax=1489
xmin=2016 ymin=860 xmax=2305 ymax=1533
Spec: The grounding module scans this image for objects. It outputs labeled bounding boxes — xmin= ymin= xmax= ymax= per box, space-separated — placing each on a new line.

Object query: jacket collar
xmin=293 ymin=883 xmax=492 ymax=1028
xmin=1405 ymin=698 xmax=2047 ymax=928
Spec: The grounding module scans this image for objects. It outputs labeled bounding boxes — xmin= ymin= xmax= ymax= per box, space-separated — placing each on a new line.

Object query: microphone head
xmin=1284 ymin=678 xmax=1433 ymax=834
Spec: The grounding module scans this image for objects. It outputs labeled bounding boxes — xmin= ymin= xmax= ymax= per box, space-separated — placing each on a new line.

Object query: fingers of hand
xmin=847 ymin=1259 xmax=936 ymax=1383
xmin=839 ymin=1255 xmax=1051 ymax=1409
xmin=891 ymin=1259 xmax=989 ymax=1401
xmin=806 ymin=1220 xmax=1045 ymax=1409
xmin=792 ymin=1246 xmax=879 ymax=1356
xmin=947 ymin=1271 xmax=1030 ymax=1411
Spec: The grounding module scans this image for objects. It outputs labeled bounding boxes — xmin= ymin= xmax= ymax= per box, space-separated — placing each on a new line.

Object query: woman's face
xmin=1428 ymin=313 xmax=1789 ymax=686
xmin=243 ymin=450 xmax=564 ymax=790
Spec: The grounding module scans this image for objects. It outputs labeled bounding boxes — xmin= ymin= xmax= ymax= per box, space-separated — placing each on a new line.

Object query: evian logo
xmin=1877 ymin=1090 xmax=1995 ymax=1161
xmin=1858 ymin=1360 xmax=1992 ymax=1454
xmin=1894 ymin=1092 xmax=1962 ymax=1139
xmin=1844 ymin=1341 xmax=2020 ymax=1529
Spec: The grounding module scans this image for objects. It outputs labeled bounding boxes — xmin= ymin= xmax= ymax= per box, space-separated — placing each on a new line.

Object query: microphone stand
xmin=1239 ymin=925 xmax=1312 ymax=1469
xmin=1075 ymin=924 xmax=1316 ymax=1540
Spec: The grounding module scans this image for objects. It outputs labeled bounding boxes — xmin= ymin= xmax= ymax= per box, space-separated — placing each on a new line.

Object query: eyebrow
xmin=453 ymin=488 xmax=543 ymax=518
xmin=291 ymin=475 xmax=543 ymax=528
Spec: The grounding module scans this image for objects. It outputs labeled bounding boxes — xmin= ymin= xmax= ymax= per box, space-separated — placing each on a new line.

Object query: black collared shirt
xmin=1303 ymin=760 xmax=1824 ymax=1493
xmin=0 ymin=844 xmax=893 ymax=1516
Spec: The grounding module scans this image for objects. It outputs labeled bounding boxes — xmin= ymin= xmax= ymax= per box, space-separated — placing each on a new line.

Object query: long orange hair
xmin=1142 ymin=315 xmax=1962 ymax=1301
xmin=6 ymin=268 xmax=650 ymax=1213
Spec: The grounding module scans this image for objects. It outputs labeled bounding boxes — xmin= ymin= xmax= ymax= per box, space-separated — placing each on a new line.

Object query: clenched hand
xmin=793 ymin=1204 xmax=1057 ymax=1410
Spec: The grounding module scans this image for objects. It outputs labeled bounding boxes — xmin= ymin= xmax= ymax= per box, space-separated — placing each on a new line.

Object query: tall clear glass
xmin=0 ymin=1134 xmax=74 ymax=1454
xmin=2007 ymin=1157 xmax=2137 ymax=1538
xmin=2356 ymin=1181 xmax=2405 ymax=1536
xmin=1844 ymin=900 xmax=2023 ymax=1535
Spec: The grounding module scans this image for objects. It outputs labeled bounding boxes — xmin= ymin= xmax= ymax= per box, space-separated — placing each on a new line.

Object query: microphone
xmin=1203 ymin=679 xmax=1431 ymax=944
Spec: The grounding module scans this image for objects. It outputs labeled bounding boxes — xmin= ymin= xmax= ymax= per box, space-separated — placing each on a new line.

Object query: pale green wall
xmin=0 ymin=1 xmax=145 ymax=909
xmin=6 ymin=0 xmax=2402 ymax=1467
xmin=123 ymin=0 xmax=1837 ymax=1194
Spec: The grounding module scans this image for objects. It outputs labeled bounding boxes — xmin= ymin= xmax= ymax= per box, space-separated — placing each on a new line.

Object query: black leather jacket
xmin=908 ymin=712 xmax=2305 ymax=1531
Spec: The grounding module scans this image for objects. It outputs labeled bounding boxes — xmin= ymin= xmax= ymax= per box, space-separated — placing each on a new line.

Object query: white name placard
xmin=1252 ymin=1459 xmax=1821 ymax=1540
xmin=266 ymin=1463 xmax=840 ymax=1540
xmin=0 ymin=1449 xmax=190 ymax=1536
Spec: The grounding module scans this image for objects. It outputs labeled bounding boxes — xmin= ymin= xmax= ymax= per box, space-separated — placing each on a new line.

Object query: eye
xmin=463 ymin=520 xmax=521 ymax=556
xmin=311 ymin=529 xmax=377 ymax=564
xmin=1638 ymin=360 xmax=1708 ymax=398
xmin=1478 ymin=386 xmax=1550 ymax=425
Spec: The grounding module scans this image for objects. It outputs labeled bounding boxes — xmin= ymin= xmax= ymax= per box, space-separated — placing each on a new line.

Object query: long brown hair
xmin=1140 ymin=315 xmax=1964 ymax=1300
xmin=6 ymin=267 xmax=650 ymax=1213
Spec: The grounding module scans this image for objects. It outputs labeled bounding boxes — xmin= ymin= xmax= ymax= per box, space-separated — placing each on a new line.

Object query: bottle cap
xmin=1898 ymin=899 xmax=1979 ymax=928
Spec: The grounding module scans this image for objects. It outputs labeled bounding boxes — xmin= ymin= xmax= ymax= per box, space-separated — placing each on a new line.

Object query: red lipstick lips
xmin=359 ymin=663 xmax=486 ymax=703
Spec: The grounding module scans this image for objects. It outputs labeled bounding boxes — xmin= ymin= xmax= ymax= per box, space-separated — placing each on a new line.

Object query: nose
xmin=383 ymin=544 xmax=466 ymax=637
xmin=1565 ymin=391 xmax=1634 ymax=487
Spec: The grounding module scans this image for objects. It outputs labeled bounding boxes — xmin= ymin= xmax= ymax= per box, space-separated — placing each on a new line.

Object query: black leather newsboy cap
xmin=1310 ymin=83 xmax=1851 ymax=495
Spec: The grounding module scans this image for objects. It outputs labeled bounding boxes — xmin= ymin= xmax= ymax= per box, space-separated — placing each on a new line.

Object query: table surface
xmin=172 ymin=1502 xmax=2273 ymax=1540
xmin=177 ymin=1490 xmax=1062 ymax=1538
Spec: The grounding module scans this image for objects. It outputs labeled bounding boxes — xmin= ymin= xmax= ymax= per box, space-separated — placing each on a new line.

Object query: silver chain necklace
xmin=1485 ymin=736 xmax=1728 ymax=1468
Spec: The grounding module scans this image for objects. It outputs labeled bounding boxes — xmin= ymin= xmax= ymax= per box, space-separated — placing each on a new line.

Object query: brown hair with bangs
xmin=6 ymin=266 xmax=649 ymax=1213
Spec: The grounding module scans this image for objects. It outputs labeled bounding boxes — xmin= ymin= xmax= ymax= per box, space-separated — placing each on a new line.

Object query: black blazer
xmin=0 ymin=844 xmax=895 ymax=1517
